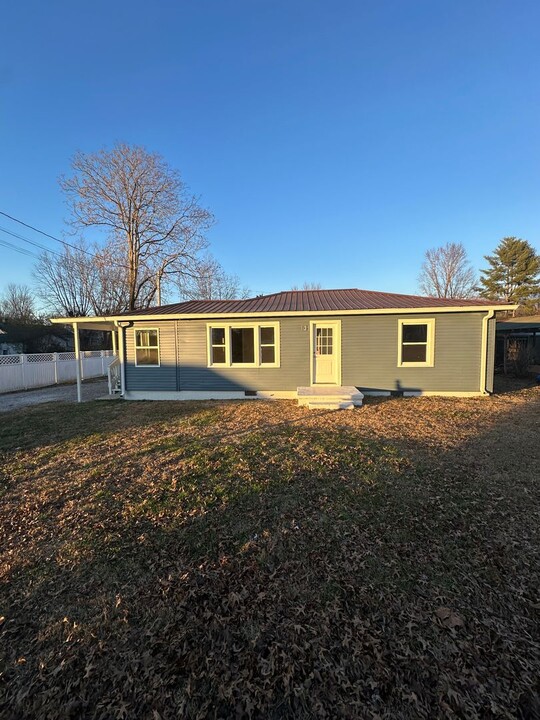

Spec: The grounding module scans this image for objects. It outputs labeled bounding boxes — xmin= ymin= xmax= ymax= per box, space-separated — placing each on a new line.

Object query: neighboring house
xmin=51 ymin=289 xmax=515 ymax=405
xmin=0 ymin=326 xmax=23 ymax=355
xmin=0 ymin=322 xmax=74 ymax=355
xmin=496 ymin=315 xmax=540 ymax=367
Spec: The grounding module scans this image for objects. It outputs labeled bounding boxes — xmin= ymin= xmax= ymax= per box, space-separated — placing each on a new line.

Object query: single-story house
xmin=50 ymin=289 xmax=515 ymax=406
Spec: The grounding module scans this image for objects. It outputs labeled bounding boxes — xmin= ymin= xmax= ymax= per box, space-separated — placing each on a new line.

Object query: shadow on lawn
xmin=1 ymin=389 xmax=539 ymax=719
xmin=0 ymin=397 xmax=265 ymax=454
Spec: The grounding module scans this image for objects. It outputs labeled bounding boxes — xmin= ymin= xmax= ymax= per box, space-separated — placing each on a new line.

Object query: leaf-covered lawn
xmin=1 ymin=385 xmax=539 ymax=719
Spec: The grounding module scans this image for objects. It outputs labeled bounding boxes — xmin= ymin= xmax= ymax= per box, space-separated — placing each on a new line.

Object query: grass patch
xmin=1 ymin=388 xmax=539 ymax=718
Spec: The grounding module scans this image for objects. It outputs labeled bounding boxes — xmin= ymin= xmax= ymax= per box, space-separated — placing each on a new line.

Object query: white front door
xmin=312 ymin=322 xmax=340 ymax=384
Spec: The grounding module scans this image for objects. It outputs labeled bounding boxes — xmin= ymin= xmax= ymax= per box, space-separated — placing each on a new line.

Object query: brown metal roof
xmin=120 ymin=289 xmax=507 ymax=317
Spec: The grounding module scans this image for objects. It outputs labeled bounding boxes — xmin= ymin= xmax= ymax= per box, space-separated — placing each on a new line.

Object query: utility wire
xmin=0 ymin=225 xmax=63 ymax=256
xmin=0 ymin=209 xmax=131 ymax=271
xmin=0 ymin=226 xmax=123 ymax=278
xmin=0 ymin=237 xmax=39 ymax=259
xmin=0 ymin=209 xmax=90 ymax=256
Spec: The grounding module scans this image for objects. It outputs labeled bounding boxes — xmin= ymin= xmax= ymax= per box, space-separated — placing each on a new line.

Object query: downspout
xmin=480 ymin=309 xmax=495 ymax=395
xmin=73 ymin=322 xmax=82 ymax=403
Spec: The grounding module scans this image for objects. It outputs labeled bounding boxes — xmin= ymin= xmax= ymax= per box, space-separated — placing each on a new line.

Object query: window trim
xmin=206 ymin=322 xmax=280 ymax=368
xmin=134 ymin=327 xmax=161 ymax=368
xmin=397 ymin=319 xmax=435 ymax=368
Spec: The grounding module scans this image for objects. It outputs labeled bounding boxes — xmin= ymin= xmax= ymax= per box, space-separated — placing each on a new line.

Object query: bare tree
xmin=418 ymin=243 xmax=476 ymax=298
xmin=34 ymin=241 xmax=130 ymax=317
xmin=90 ymin=242 xmax=131 ymax=314
xmin=0 ymin=283 xmax=38 ymax=324
xmin=60 ymin=143 xmax=214 ymax=310
xmin=34 ymin=246 xmax=95 ymax=317
xmin=178 ymin=256 xmax=250 ymax=301
xmin=290 ymin=282 xmax=322 ymax=290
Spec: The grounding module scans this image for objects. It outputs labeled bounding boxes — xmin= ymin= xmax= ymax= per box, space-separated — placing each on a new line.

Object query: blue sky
xmin=1 ymin=0 xmax=539 ymax=300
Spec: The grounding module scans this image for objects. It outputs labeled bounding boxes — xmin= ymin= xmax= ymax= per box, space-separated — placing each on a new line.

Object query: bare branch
xmin=60 ymin=143 xmax=215 ymax=310
xmin=0 ymin=283 xmax=38 ymax=324
xmin=178 ymin=256 xmax=250 ymax=301
xmin=418 ymin=243 xmax=477 ymax=298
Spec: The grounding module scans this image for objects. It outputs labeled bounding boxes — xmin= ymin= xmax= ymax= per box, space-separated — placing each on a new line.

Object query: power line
xmin=0 ymin=209 xmax=131 ymax=271
xmin=0 ymin=225 xmax=62 ymax=256
xmin=0 ymin=226 xmax=95 ymax=276
xmin=0 ymin=210 xmax=81 ymax=252
xmin=0 ymin=237 xmax=39 ymax=259
xmin=0 ymin=226 xmax=123 ymax=278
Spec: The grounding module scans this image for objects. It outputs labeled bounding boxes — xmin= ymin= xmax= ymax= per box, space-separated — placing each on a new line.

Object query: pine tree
xmin=478 ymin=237 xmax=540 ymax=312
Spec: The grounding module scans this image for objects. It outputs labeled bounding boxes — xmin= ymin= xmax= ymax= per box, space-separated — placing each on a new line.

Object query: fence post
xmin=20 ymin=354 xmax=27 ymax=390
xmin=101 ymin=350 xmax=105 ymax=375
xmin=53 ymin=353 xmax=59 ymax=384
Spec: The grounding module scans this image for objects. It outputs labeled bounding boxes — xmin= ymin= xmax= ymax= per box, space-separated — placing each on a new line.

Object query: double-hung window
xmin=135 ymin=328 xmax=160 ymax=366
xmin=208 ymin=323 xmax=279 ymax=367
xmin=398 ymin=319 xmax=435 ymax=367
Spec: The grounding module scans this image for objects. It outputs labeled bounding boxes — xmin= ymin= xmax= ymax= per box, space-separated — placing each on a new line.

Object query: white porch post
xmin=111 ymin=330 xmax=117 ymax=356
xmin=117 ymin=324 xmax=126 ymax=396
xmin=73 ymin=322 xmax=82 ymax=403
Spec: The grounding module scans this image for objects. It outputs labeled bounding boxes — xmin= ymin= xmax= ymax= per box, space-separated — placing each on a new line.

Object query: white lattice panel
xmin=0 ymin=355 xmax=21 ymax=365
xmin=27 ymin=353 xmax=54 ymax=363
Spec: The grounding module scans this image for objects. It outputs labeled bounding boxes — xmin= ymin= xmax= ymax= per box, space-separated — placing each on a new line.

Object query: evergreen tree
xmin=478 ymin=237 xmax=540 ymax=311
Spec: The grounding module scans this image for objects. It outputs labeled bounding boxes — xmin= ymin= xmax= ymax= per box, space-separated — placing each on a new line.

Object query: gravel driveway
xmin=0 ymin=379 xmax=111 ymax=412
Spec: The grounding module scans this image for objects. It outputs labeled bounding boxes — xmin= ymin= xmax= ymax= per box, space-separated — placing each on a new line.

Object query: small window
xmin=135 ymin=328 xmax=160 ymax=366
xmin=260 ymin=326 xmax=276 ymax=364
xmin=398 ymin=320 xmax=434 ymax=367
xmin=211 ymin=327 xmax=226 ymax=364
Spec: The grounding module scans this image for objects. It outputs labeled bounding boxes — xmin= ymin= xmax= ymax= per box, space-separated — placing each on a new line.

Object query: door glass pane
xmin=231 ymin=328 xmax=255 ymax=363
xmin=316 ymin=327 xmax=333 ymax=355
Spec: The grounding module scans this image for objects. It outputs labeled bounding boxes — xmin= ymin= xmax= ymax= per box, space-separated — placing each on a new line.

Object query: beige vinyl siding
xmin=176 ymin=318 xmax=310 ymax=390
xmin=341 ymin=312 xmax=483 ymax=393
xmin=126 ymin=311 xmax=487 ymax=394
xmin=125 ymin=322 xmax=177 ymax=391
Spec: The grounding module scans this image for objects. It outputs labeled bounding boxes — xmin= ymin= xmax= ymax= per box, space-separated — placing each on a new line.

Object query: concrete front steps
xmin=297 ymin=386 xmax=364 ymax=410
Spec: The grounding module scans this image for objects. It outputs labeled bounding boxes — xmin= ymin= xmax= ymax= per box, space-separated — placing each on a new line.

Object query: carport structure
xmin=54 ymin=319 xmax=120 ymax=402
xmin=496 ymin=315 xmax=540 ymax=371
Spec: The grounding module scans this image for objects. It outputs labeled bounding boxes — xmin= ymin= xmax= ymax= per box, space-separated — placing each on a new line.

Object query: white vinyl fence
xmin=0 ymin=351 xmax=116 ymax=394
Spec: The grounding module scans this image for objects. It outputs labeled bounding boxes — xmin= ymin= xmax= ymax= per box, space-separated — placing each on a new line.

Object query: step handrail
xmin=107 ymin=357 xmax=121 ymax=395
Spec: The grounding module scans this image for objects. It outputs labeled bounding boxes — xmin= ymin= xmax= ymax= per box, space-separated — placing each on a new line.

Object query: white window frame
xmin=134 ymin=327 xmax=160 ymax=367
xmin=206 ymin=322 xmax=280 ymax=368
xmin=397 ymin=319 xmax=435 ymax=368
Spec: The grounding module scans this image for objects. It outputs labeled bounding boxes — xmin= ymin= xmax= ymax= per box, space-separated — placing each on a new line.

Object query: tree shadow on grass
xmin=1 ymin=389 xmax=539 ymax=719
